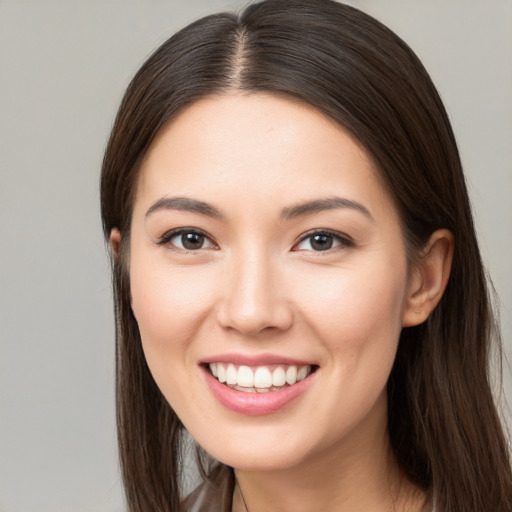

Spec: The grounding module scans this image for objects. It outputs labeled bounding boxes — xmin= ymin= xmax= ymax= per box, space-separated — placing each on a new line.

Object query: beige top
xmin=181 ymin=465 xmax=436 ymax=512
xmin=181 ymin=465 xmax=234 ymax=512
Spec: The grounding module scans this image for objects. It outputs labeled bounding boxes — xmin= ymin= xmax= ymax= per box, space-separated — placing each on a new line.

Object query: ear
xmin=109 ymin=229 xmax=122 ymax=259
xmin=402 ymin=229 xmax=454 ymax=327
xmin=109 ymin=228 xmax=135 ymax=310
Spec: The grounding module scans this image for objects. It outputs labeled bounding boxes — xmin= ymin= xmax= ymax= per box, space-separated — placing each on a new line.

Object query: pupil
xmin=311 ymin=234 xmax=333 ymax=251
xmin=182 ymin=233 xmax=204 ymax=250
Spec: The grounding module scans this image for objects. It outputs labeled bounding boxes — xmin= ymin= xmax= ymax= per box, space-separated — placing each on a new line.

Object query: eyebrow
xmin=146 ymin=196 xmax=224 ymax=219
xmin=145 ymin=195 xmax=373 ymax=221
xmin=280 ymin=197 xmax=373 ymax=221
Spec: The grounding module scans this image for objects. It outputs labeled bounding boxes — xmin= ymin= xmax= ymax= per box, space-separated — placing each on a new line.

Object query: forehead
xmin=134 ymin=93 xmax=395 ymax=221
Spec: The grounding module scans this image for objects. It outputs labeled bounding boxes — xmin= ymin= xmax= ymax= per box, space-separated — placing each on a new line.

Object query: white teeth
xmin=226 ymin=364 xmax=237 ymax=385
xmin=217 ymin=364 xmax=226 ymax=383
xmin=272 ymin=367 xmax=286 ymax=387
xmin=231 ymin=385 xmax=256 ymax=393
xmin=237 ymin=366 xmax=254 ymax=387
xmin=297 ymin=365 xmax=309 ymax=381
xmin=209 ymin=362 xmax=314 ymax=391
xmin=285 ymin=366 xmax=297 ymax=385
xmin=254 ymin=367 xmax=272 ymax=388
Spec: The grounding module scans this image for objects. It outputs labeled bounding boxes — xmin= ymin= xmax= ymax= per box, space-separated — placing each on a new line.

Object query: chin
xmin=190 ymin=424 xmax=318 ymax=473
xmin=216 ymin=448 xmax=308 ymax=473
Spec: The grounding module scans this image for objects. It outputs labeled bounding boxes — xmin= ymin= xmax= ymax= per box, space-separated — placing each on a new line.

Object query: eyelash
xmin=292 ymin=229 xmax=354 ymax=252
xmin=156 ymin=228 xmax=354 ymax=253
xmin=157 ymin=228 xmax=218 ymax=252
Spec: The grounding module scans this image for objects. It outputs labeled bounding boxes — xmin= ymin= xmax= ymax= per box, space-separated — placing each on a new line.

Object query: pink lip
xmin=201 ymin=352 xmax=315 ymax=366
xmin=201 ymin=365 xmax=317 ymax=416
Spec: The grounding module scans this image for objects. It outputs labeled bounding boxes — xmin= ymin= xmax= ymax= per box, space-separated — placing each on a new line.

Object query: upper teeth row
xmin=209 ymin=363 xmax=312 ymax=388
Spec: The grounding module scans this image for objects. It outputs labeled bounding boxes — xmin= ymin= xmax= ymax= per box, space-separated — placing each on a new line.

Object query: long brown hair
xmin=100 ymin=1 xmax=512 ymax=510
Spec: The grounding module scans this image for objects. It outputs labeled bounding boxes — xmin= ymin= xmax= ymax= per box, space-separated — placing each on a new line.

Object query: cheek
xmin=128 ymin=258 xmax=221 ymax=418
xmin=298 ymin=264 xmax=406 ymax=336
xmin=131 ymin=260 xmax=207 ymax=337
xmin=292 ymin=264 xmax=407 ymax=437
xmin=292 ymin=259 xmax=408 ymax=389
xmin=128 ymin=253 xmax=219 ymax=386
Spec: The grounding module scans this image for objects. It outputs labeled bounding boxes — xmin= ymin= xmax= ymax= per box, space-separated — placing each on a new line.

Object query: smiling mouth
xmin=206 ymin=362 xmax=317 ymax=393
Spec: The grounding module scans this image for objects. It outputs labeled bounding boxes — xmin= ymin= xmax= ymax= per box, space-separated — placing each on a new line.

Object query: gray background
xmin=0 ymin=1 xmax=510 ymax=511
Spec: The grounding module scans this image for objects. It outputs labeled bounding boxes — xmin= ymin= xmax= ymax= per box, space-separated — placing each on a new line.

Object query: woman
xmin=100 ymin=0 xmax=512 ymax=510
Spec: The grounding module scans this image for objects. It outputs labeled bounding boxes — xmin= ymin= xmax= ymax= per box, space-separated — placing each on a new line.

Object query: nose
xmin=216 ymin=250 xmax=293 ymax=336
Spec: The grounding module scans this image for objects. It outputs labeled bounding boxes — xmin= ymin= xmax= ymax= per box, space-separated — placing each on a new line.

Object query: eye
xmin=293 ymin=230 xmax=352 ymax=252
xmin=158 ymin=229 xmax=216 ymax=251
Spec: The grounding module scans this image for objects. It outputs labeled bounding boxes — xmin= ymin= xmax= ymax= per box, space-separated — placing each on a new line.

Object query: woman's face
xmin=128 ymin=93 xmax=416 ymax=471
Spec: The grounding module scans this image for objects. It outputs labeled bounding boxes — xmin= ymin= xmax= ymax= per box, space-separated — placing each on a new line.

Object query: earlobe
xmin=109 ymin=229 xmax=122 ymax=260
xmin=402 ymin=229 xmax=454 ymax=327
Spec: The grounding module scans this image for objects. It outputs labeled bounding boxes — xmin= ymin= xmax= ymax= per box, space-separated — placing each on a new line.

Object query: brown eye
xmin=294 ymin=230 xmax=353 ymax=252
xmin=309 ymin=234 xmax=334 ymax=251
xmin=179 ymin=232 xmax=206 ymax=250
xmin=159 ymin=229 xmax=216 ymax=251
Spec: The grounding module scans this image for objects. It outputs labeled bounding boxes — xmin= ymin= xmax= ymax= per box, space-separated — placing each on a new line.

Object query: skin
xmin=112 ymin=93 xmax=453 ymax=511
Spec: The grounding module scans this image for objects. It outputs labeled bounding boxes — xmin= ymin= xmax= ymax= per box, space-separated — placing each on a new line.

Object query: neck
xmin=233 ymin=397 xmax=426 ymax=512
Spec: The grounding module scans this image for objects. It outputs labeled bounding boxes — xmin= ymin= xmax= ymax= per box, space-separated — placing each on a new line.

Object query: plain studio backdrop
xmin=0 ymin=1 xmax=510 ymax=511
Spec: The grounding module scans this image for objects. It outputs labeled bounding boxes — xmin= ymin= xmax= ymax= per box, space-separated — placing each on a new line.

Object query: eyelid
xmin=292 ymin=229 xmax=354 ymax=251
xmin=155 ymin=227 xmax=352 ymax=252
xmin=156 ymin=227 xmax=218 ymax=250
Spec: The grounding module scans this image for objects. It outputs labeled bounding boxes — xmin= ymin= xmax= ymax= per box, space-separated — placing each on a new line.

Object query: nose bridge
xmin=218 ymin=244 xmax=292 ymax=334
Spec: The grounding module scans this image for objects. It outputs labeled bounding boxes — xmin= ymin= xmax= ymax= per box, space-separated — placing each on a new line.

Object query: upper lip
xmin=200 ymin=353 xmax=317 ymax=367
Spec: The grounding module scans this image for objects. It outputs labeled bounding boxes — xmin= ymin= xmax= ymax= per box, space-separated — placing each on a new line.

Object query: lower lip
xmin=202 ymin=366 xmax=316 ymax=416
